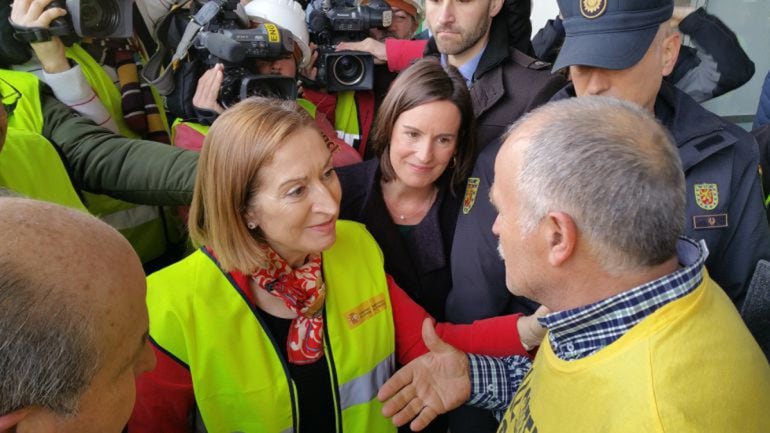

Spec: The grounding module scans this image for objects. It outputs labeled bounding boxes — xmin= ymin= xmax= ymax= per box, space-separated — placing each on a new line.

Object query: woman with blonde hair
xmin=130 ymin=97 xmax=545 ymax=433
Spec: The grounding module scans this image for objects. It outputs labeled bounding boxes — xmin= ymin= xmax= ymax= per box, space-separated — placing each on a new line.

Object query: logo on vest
xmin=580 ymin=0 xmax=607 ymax=19
xmin=463 ymin=178 xmax=480 ymax=214
xmin=694 ymin=183 xmax=719 ymax=210
xmin=345 ymin=294 xmax=387 ymax=329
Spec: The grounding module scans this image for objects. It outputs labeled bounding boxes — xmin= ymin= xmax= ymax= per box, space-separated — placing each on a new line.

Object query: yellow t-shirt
xmin=499 ymin=276 xmax=770 ymax=433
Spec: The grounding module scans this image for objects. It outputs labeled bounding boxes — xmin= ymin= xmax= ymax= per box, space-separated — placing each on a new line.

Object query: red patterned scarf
xmin=251 ymin=249 xmax=326 ymax=364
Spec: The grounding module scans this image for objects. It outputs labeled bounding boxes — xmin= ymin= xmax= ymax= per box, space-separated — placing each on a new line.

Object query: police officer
xmin=447 ymin=0 xmax=770 ymax=330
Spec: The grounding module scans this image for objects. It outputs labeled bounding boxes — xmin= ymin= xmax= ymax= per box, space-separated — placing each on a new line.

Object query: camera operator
xmin=4 ymin=0 xmax=185 ymax=271
xmin=299 ymin=0 xmax=418 ymax=159
xmin=171 ymin=0 xmax=361 ymax=167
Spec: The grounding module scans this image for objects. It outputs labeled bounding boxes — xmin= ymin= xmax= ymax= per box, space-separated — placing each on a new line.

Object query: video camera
xmin=194 ymin=23 xmax=298 ymax=108
xmin=306 ymin=0 xmax=392 ymax=92
xmin=45 ymin=0 xmax=133 ymax=39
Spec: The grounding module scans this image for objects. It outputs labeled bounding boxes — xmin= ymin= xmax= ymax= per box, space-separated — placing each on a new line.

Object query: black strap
xmin=10 ymin=19 xmax=70 ymax=43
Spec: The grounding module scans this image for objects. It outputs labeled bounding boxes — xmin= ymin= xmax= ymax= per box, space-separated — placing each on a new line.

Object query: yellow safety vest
xmin=147 ymin=221 xmax=397 ymax=433
xmin=65 ymin=45 xmax=177 ymax=264
xmin=498 ymin=275 xmax=770 ymax=433
xmin=0 ymin=69 xmax=86 ymax=211
xmin=334 ymin=91 xmax=360 ymax=147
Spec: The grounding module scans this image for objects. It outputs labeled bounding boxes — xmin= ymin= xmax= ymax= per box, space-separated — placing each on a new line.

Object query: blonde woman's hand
xmin=517 ymin=305 xmax=550 ymax=350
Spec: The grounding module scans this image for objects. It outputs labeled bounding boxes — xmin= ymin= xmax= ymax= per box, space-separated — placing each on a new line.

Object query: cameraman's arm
xmin=192 ymin=64 xmax=225 ymax=115
xmin=10 ymin=0 xmax=118 ymax=132
xmin=10 ymin=0 xmax=68 ymax=73
xmin=335 ymin=37 xmax=426 ymax=72
xmin=385 ymin=38 xmax=427 ymax=72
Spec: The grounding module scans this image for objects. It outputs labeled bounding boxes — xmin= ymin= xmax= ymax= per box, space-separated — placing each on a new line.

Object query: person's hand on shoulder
xmin=377 ymin=318 xmax=470 ymax=432
xmin=517 ymin=305 xmax=550 ymax=351
xmin=10 ymin=0 xmax=69 ymax=73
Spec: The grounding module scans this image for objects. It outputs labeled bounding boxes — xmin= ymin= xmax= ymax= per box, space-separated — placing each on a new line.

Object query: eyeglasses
xmin=0 ymin=78 xmax=22 ymax=117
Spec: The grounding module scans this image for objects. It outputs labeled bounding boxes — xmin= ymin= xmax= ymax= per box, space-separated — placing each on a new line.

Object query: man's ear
xmin=661 ymin=30 xmax=681 ymax=77
xmin=489 ymin=0 xmax=504 ymax=19
xmin=0 ymin=408 xmax=30 ymax=432
xmin=543 ymin=211 xmax=577 ymax=267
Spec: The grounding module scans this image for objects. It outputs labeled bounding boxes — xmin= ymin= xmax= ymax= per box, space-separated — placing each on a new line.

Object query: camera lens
xmin=331 ymin=55 xmax=365 ymax=87
xmin=81 ymin=0 xmax=120 ymax=37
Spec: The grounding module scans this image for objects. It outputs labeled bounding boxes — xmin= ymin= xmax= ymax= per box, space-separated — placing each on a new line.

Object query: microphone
xmin=199 ymin=32 xmax=246 ymax=64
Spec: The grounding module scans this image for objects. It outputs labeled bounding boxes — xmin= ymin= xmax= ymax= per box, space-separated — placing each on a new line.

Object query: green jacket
xmin=39 ymin=84 xmax=198 ymax=205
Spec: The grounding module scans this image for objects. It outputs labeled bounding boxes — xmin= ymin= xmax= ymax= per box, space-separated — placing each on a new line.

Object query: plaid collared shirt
xmin=467 ymin=237 xmax=709 ymax=413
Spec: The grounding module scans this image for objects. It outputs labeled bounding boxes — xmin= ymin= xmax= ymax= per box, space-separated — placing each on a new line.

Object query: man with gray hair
xmin=0 ymin=197 xmax=156 ymax=432
xmin=376 ymin=96 xmax=770 ymax=433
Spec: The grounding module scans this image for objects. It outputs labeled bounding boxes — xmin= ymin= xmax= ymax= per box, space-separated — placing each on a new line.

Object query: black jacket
xmin=425 ymin=17 xmax=567 ymax=150
xmin=336 ymin=159 xmax=460 ymax=321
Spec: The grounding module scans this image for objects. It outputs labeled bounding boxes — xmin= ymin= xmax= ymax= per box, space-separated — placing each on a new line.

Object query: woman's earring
xmin=247 ymin=222 xmax=256 ymax=230
xmin=450 ymin=155 xmax=458 ymax=168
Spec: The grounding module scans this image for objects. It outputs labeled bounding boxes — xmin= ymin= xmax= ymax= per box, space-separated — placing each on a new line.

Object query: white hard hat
xmin=244 ymin=0 xmax=312 ymax=68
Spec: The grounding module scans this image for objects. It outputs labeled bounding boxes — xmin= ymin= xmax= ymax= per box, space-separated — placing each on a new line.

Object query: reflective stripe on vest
xmin=334 ymin=91 xmax=361 ymax=147
xmin=147 ymin=220 xmax=396 ymax=433
xmin=66 ymin=45 xmax=171 ymax=264
xmin=0 ymin=127 xmax=88 ymax=212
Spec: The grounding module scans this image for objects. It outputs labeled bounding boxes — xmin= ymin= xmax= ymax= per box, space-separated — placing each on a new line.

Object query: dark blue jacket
xmin=755 ymin=71 xmax=770 ymax=130
xmin=446 ymin=81 xmax=770 ymax=323
xmin=336 ymin=159 xmax=460 ymax=321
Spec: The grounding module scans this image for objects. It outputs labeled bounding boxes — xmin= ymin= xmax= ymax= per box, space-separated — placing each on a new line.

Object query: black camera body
xmin=194 ymin=23 xmax=297 ymax=108
xmin=46 ymin=0 xmax=133 ymax=39
xmin=307 ymin=0 xmax=391 ymax=92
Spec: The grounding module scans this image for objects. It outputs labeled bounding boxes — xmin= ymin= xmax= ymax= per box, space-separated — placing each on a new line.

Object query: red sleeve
xmin=388 ymin=275 xmax=529 ymax=364
xmin=385 ymin=39 xmax=428 ymax=72
xmin=302 ymin=88 xmax=338 ymax=126
xmin=128 ymin=344 xmax=195 ymax=433
xmin=314 ymin=114 xmax=362 ymax=168
xmin=171 ymin=123 xmax=205 ymax=152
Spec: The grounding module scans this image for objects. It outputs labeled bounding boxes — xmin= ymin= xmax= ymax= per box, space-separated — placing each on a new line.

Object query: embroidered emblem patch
xmin=694 ymin=183 xmax=719 ymax=210
xmin=463 ymin=178 xmax=480 ymax=215
xmin=345 ymin=294 xmax=387 ymax=329
xmin=693 ymin=214 xmax=728 ymax=230
xmin=580 ymin=0 xmax=607 ymax=19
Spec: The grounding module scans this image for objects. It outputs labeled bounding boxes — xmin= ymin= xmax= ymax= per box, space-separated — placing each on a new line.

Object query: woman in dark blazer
xmin=337 ymin=58 xmax=476 ymax=322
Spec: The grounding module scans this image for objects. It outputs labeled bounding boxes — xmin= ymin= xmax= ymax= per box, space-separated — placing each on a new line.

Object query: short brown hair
xmin=188 ymin=97 xmax=317 ymax=273
xmin=371 ymin=57 xmax=477 ymax=190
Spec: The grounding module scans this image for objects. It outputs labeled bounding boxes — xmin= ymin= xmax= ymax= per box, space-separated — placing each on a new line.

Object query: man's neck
xmin=447 ymin=32 xmax=490 ymax=68
xmin=546 ymin=256 xmax=680 ymax=312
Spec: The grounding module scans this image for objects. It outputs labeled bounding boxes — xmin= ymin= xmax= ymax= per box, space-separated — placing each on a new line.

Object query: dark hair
xmin=371 ymin=57 xmax=476 ymax=190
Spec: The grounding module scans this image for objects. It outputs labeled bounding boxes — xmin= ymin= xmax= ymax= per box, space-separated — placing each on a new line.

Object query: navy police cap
xmin=553 ymin=0 xmax=674 ymax=72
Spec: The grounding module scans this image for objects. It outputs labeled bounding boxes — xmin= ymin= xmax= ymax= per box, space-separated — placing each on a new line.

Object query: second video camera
xmin=45 ymin=0 xmax=133 ymax=39
xmin=307 ymin=0 xmax=392 ymax=91
xmin=195 ymin=23 xmax=298 ymax=107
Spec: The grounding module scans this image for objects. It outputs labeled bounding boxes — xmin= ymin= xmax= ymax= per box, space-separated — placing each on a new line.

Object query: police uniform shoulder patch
xmin=694 ymin=183 xmax=719 ymax=210
xmin=580 ymin=0 xmax=607 ymax=19
xmin=463 ymin=178 xmax=480 ymax=215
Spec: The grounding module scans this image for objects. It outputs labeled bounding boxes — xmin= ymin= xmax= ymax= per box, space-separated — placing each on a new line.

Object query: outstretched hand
xmin=377 ymin=318 xmax=470 ymax=431
xmin=10 ymin=0 xmax=69 ymax=73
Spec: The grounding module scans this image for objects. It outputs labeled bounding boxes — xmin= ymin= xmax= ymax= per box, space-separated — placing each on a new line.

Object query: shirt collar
xmin=539 ymin=237 xmax=708 ymax=360
xmin=440 ymin=43 xmax=487 ymax=87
